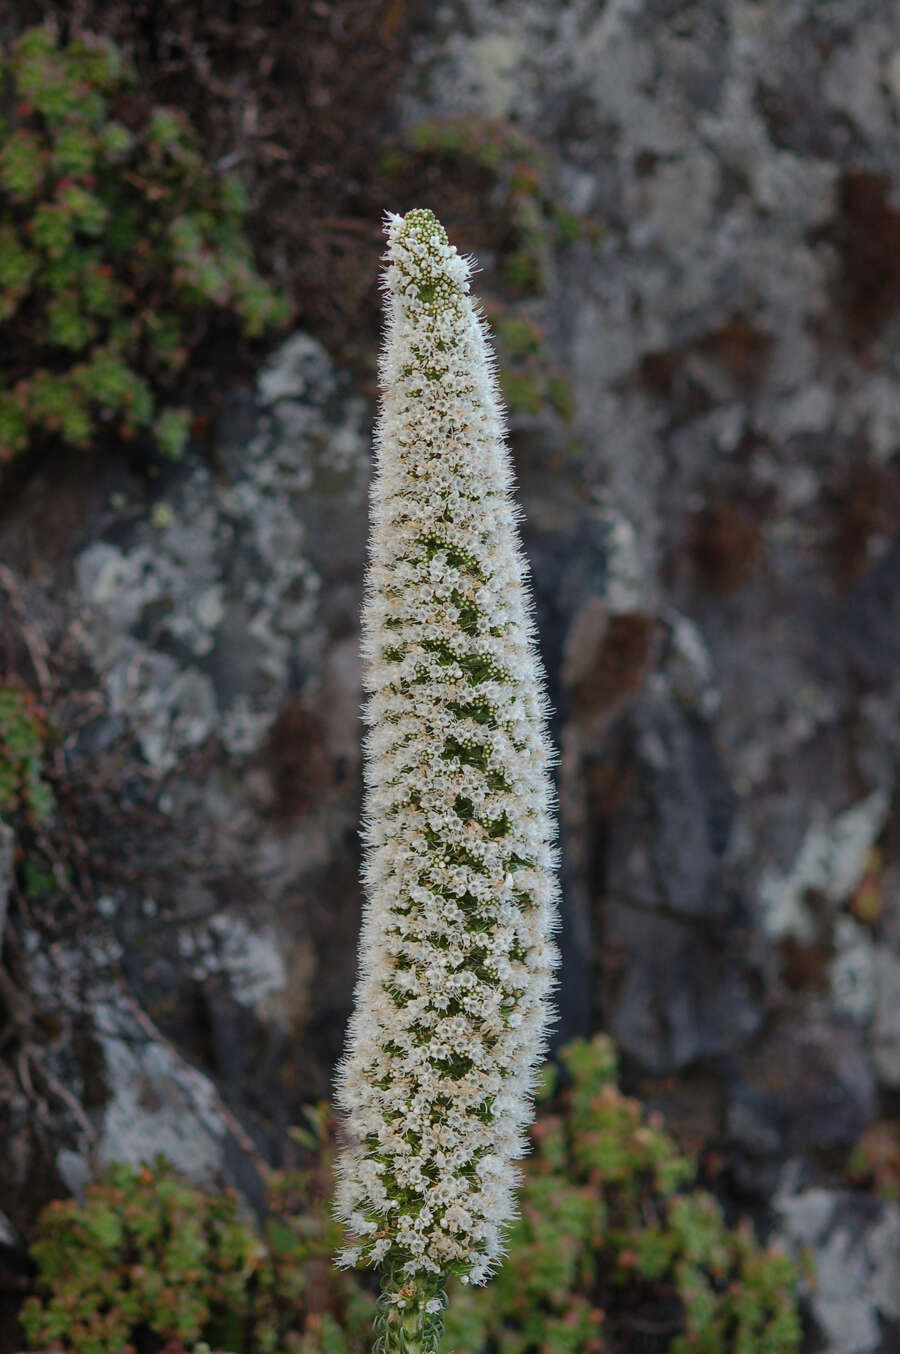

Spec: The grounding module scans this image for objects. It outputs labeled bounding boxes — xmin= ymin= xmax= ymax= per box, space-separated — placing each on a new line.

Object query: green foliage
xmin=0 ymin=23 xmax=289 ymax=472
xmin=18 ymin=1043 xmax=803 ymax=1354
xmin=0 ymin=681 xmax=59 ymax=903
xmin=849 ymin=1120 xmax=900 ymax=1203
xmin=383 ymin=116 xmax=597 ymax=428
xmin=401 ymin=118 xmax=600 ymax=298
xmin=20 ymin=1133 xmax=374 ymax=1354
xmin=0 ymin=682 xmax=53 ymax=824
xmin=442 ymin=1037 xmax=803 ymax=1354
xmin=492 ymin=314 xmax=575 ymax=424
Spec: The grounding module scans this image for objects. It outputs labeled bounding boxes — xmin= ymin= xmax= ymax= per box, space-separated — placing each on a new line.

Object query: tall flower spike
xmin=335 ymin=208 xmax=560 ymax=1354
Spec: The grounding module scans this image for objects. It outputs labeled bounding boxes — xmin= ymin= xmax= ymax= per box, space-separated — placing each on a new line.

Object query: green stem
xmin=373 ymin=1269 xmax=448 ymax=1354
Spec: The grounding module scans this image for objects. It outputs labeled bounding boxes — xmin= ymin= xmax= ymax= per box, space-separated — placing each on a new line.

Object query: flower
xmin=334 ymin=208 xmax=560 ymax=1346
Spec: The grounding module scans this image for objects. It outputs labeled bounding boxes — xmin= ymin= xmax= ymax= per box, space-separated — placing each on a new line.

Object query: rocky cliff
xmin=2 ymin=3 xmax=900 ymax=1350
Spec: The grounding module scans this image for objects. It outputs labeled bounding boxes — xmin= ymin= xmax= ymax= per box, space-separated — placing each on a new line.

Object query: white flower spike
xmin=335 ymin=208 xmax=560 ymax=1354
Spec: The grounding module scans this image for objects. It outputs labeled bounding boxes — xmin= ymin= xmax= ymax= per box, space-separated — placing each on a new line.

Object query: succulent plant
xmin=0 ymin=22 xmax=288 ymax=473
xmin=18 ymin=1041 xmax=803 ymax=1354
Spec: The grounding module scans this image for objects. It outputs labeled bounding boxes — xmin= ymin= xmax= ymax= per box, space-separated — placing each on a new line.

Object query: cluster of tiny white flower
xmin=335 ymin=208 xmax=560 ymax=1307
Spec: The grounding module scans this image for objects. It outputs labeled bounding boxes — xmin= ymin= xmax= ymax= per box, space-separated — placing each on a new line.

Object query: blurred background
xmin=1 ymin=2 xmax=899 ymax=1351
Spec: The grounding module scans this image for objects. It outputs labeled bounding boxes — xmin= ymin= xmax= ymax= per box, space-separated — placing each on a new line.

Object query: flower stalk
xmin=335 ymin=208 xmax=560 ymax=1353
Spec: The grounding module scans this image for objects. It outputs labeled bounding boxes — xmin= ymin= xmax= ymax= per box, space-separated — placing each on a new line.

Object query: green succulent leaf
xmin=1 ymin=129 xmax=46 ymax=201
xmin=154 ymin=407 xmax=190 ymax=460
xmin=52 ymin=125 xmax=98 ymax=177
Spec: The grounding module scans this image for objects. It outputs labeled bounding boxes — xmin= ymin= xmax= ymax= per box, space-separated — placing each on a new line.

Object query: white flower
xmin=334 ymin=209 xmax=560 ymax=1302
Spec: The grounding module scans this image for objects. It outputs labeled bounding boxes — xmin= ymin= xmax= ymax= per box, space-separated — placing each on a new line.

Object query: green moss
xmin=0 ymin=23 xmax=289 ymax=473
xmin=0 ymin=681 xmax=60 ymax=905
xmin=395 ymin=118 xmax=587 ymax=308
xmin=0 ymin=130 xmax=46 ymax=202
xmin=0 ymin=390 xmax=28 ymax=455
xmin=493 ymin=328 xmax=575 ymax=426
xmin=503 ymin=248 xmax=544 ymax=295
xmin=21 ymin=852 xmax=56 ymax=901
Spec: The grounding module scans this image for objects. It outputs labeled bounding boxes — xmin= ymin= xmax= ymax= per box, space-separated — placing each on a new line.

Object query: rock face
xmin=0 ymin=335 xmax=370 ymax=1237
xmin=2 ymin=3 xmax=900 ymax=1352
xmin=776 ymin=1189 xmax=900 ymax=1354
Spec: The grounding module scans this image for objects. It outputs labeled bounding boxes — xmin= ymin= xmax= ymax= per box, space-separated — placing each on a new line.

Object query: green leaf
xmin=31 ymin=203 xmax=72 ymax=259
xmin=153 ymin=408 xmax=190 ymax=461
xmin=0 ymin=393 xmax=28 ymax=461
xmin=0 ymin=129 xmax=45 ymax=201
xmin=58 ymin=183 xmax=108 ymax=237
xmin=52 ymin=125 xmax=98 ymax=177
xmin=45 ymin=290 xmax=97 ymax=350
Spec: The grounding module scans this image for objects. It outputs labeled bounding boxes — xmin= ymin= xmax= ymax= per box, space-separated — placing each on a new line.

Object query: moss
xmin=494 ymin=329 xmax=575 ymax=425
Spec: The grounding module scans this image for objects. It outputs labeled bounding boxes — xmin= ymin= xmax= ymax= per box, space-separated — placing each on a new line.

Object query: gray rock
xmin=757 ymin=790 xmax=891 ymax=942
xmin=72 ymin=332 xmax=367 ymax=772
xmin=776 ymin=1188 xmax=900 ymax=1354
xmin=94 ymin=989 xmax=229 ymax=1181
xmin=872 ymin=949 xmax=900 ymax=1088
xmin=0 ymin=819 xmax=13 ymax=952
xmin=737 ymin=1014 xmax=877 ymax=1157
xmin=829 ymin=916 xmax=877 ymax=1025
xmin=607 ymin=900 xmax=761 ymax=1074
xmin=634 ymin=679 xmax=738 ymax=920
xmin=726 ymin=1085 xmax=787 ymax=1160
xmin=0 ymin=333 xmax=371 ymax=1228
